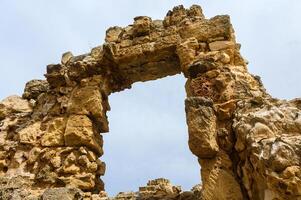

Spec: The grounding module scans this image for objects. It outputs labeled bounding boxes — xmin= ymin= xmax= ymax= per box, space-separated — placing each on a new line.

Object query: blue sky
xmin=0 ymin=0 xmax=301 ymax=196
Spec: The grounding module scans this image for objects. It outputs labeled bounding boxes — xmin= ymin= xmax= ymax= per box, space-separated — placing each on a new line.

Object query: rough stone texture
xmin=232 ymin=99 xmax=301 ymax=200
xmin=185 ymin=97 xmax=219 ymax=158
xmin=23 ymin=80 xmax=49 ymax=100
xmin=0 ymin=4 xmax=300 ymax=200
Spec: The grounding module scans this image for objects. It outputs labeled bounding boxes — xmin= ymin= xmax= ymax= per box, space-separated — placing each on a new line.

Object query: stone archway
xmin=1 ymin=4 xmax=301 ymax=200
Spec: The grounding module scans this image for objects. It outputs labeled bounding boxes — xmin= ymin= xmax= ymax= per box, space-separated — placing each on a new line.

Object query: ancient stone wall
xmin=0 ymin=5 xmax=301 ymax=200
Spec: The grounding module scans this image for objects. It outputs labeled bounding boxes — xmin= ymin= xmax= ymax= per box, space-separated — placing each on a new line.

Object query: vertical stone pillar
xmin=18 ymin=51 xmax=110 ymax=194
xmin=177 ymin=34 xmax=246 ymax=199
xmin=185 ymin=97 xmax=219 ymax=158
xmin=61 ymin=75 xmax=108 ymax=192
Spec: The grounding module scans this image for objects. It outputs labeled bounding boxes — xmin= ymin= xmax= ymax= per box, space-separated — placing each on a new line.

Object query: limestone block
xmin=18 ymin=122 xmax=41 ymax=144
xmin=91 ymin=46 xmax=104 ymax=59
xmin=45 ymin=64 xmax=66 ymax=87
xmin=179 ymin=191 xmax=194 ymax=200
xmin=23 ymin=79 xmax=49 ymax=100
xmin=188 ymin=5 xmax=205 ymax=18
xmin=60 ymin=152 xmax=80 ymax=174
xmin=40 ymin=117 xmax=66 ymax=147
xmin=179 ymin=15 xmax=233 ymax=42
xmin=163 ymin=5 xmax=187 ymax=27
xmin=163 ymin=5 xmax=204 ymax=27
xmin=208 ymin=40 xmax=235 ymax=51
xmin=96 ymin=160 xmax=106 ymax=176
xmin=219 ymin=52 xmax=231 ymax=63
xmin=139 ymin=178 xmax=181 ymax=200
xmin=31 ymin=93 xmax=60 ymax=118
xmin=36 ymin=164 xmax=58 ymax=184
xmin=65 ymin=115 xmax=103 ymax=156
xmin=199 ymin=151 xmax=243 ymax=200
xmin=185 ymin=97 xmax=219 ymax=158
xmin=120 ymin=39 xmax=133 ymax=48
xmin=112 ymin=43 xmax=143 ymax=63
xmin=5 ymin=149 xmax=33 ymax=177
xmin=0 ymin=176 xmax=43 ymax=200
xmin=61 ymin=51 xmax=73 ymax=65
xmin=133 ymin=16 xmax=152 ymax=37
xmin=0 ymin=104 xmax=7 ymax=120
xmin=248 ymin=122 xmax=275 ymax=143
xmin=0 ymin=95 xmax=32 ymax=114
xmin=67 ymin=86 xmax=108 ymax=133
xmin=114 ymin=192 xmax=136 ymax=200
xmin=42 ymin=187 xmax=83 ymax=200
xmin=59 ymin=173 xmax=96 ymax=190
xmin=27 ymin=147 xmax=42 ymax=164
xmin=92 ymin=193 xmax=109 ymax=200
xmin=176 ymin=37 xmax=199 ymax=75
xmin=105 ymin=26 xmax=123 ymax=43
xmin=214 ymin=100 xmax=237 ymax=120
xmin=186 ymin=60 xmax=217 ymax=78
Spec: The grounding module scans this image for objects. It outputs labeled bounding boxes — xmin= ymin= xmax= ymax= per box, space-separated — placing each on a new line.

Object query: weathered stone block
xmin=105 ymin=26 xmax=123 ymax=43
xmin=61 ymin=51 xmax=73 ymax=65
xmin=65 ymin=115 xmax=103 ymax=156
xmin=199 ymin=151 xmax=243 ymax=200
xmin=179 ymin=15 xmax=233 ymax=42
xmin=40 ymin=117 xmax=66 ymax=147
xmin=176 ymin=37 xmax=199 ymax=75
xmin=139 ymin=178 xmax=181 ymax=200
xmin=209 ymin=40 xmax=235 ymax=51
xmin=0 ymin=95 xmax=32 ymax=114
xmin=23 ymin=79 xmax=49 ymax=100
xmin=133 ymin=16 xmax=152 ymax=37
xmin=67 ymin=86 xmax=109 ymax=133
xmin=185 ymin=97 xmax=219 ymax=158
xmin=59 ymin=173 xmax=96 ymax=190
xmin=42 ymin=187 xmax=83 ymax=200
xmin=19 ymin=122 xmax=41 ymax=145
xmin=163 ymin=5 xmax=204 ymax=27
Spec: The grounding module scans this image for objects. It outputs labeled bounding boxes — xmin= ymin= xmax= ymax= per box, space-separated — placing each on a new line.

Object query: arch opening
xmin=103 ymin=75 xmax=200 ymax=196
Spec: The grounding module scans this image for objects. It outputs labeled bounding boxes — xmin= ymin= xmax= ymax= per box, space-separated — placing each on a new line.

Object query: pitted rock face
xmin=23 ymin=80 xmax=49 ymax=100
xmin=0 ymin=4 xmax=300 ymax=200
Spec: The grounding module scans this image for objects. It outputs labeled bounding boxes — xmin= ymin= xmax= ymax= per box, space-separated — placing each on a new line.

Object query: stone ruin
xmin=0 ymin=5 xmax=301 ymax=200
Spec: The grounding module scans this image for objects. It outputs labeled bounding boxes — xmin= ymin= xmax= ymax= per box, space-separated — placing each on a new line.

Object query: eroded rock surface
xmin=0 ymin=4 xmax=300 ymax=200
